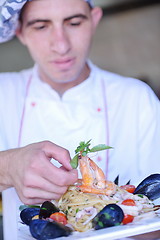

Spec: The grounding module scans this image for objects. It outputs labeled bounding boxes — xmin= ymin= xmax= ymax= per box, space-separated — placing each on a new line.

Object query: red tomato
xmin=50 ymin=212 xmax=67 ymax=225
xmin=120 ymin=185 xmax=136 ymax=193
xmin=122 ymin=214 xmax=134 ymax=225
xmin=122 ymin=199 xmax=136 ymax=206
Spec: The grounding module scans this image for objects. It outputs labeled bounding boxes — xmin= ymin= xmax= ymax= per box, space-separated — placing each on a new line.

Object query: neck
xmin=38 ymin=64 xmax=91 ymax=97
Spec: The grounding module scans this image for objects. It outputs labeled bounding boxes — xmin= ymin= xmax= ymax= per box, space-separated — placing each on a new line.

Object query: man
xmin=0 ymin=0 xmax=160 ymax=239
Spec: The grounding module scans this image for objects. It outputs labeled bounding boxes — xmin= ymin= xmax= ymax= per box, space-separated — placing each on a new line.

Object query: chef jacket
xmin=0 ymin=61 xmax=160 ymax=239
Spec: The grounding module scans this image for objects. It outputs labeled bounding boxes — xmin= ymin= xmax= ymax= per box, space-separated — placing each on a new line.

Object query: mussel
xmin=39 ymin=201 xmax=60 ymax=219
xmin=92 ymin=204 xmax=124 ymax=230
xmin=29 ymin=219 xmax=72 ymax=240
xmin=20 ymin=207 xmax=40 ymax=225
xmin=134 ymin=174 xmax=160 ymax=200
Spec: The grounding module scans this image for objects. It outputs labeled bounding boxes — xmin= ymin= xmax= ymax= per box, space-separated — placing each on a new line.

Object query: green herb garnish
xmin=70 ymin=139 xmax=112 ymax=169
xmin=138 ymin=194 xmax=144 ymax=198
xmin=76 ymin=208 xmax=79 ymax=213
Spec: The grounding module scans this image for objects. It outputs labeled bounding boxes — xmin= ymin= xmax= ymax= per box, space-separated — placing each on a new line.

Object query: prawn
xmin=78 ymin=155 xmax=116 ymax=196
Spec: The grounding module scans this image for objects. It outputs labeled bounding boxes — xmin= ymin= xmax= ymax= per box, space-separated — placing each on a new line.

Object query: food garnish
xmin=70 ymin=139 xmax=112 ymax=169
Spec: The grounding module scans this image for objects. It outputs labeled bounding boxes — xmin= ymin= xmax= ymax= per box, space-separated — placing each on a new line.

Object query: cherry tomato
xmin=120 ymin=185 xmax=136 ymax=193
xmin=122 ymin=214 xmax=134 ymax=225
xmin=50 ymin=212 xmax=67 ymax=225
xmin=122 ymin=199 xmax=136 ymax=206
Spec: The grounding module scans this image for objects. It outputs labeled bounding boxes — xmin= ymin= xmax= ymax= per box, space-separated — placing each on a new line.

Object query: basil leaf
xmin=70 ymin=154 xmax=79 ymax=169
xmin=75 ymin=139 xmax=91 ymax=154
xmin=90 ymin=144 xmax=112 ymax=152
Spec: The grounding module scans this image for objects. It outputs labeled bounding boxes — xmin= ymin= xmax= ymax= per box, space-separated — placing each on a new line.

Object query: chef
xmin=0 ymin=0 xmax=160 ymax=239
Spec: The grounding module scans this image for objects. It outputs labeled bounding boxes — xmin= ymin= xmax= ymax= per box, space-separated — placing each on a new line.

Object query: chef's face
xmin=16 ymin=0 xmax=102 ymax=86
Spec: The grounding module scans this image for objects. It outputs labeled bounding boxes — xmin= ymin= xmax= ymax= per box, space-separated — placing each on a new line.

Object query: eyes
xmin=69 ymin=19 xmax=83 ymax=26
xmin=31 ymin=18 xmax=85 ymax=31
xmin=33 ymin=24 xmax=47 ymax=30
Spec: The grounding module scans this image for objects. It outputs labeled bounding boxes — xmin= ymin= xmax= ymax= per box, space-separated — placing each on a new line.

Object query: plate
xmin=18 ymin=214 xmax=160 ymax=240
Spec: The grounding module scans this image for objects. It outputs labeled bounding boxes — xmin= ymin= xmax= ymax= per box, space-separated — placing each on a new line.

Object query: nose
xmin=50 ymin=26 xmax=71 ymax=55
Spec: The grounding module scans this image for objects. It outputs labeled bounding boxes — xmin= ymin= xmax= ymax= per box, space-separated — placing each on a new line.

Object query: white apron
xmin=2 ymin=63 xmax=160 ymax=239
xmin=3 ymin=64 xmax=112 ymax=240
xmin=6 ymin=67 xmax=110 ymax=239
xmin=17 ymin=68 xmax=110 ymax=173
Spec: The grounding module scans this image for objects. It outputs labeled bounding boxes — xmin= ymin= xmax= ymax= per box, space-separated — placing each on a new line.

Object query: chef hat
xmin=0 ymin=0 xmax=94 ymax=43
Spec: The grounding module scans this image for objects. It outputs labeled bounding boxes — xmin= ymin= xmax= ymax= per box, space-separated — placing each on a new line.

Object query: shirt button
xmin=97 ymin=107 xmax=102 ymax=112
xmin=31 ymin=102 xmax=36 ymax=107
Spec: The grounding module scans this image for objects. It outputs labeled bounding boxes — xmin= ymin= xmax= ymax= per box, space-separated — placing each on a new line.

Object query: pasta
xmin=58 ymin=186 xmax=114 ymax=231
xmin=58 ymin=184 xmax=156 ymax=232
xmin=57 ymin=141 xmax=159 ymax=232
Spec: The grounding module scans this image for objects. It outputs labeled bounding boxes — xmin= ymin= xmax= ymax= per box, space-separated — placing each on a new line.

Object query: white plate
xmin=18 ymin=215 xmax=160 ymax=240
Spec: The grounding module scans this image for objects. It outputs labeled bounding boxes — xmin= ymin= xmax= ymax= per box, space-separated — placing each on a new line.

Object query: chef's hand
xmin=0 ymin=141 xmax=78 ymax=204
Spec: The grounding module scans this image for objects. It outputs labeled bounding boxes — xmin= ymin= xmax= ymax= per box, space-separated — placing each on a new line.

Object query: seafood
xmin=79 ymin=155 xmax=116 ymax=196
xmin=58 ymin=176 xmax=160 ymax=231
xmin=20 ymin=140 xmax=160 ymax=237
xmin=29 ymin=219 xmax=72 ymax=240
xmin=134 ymin=173 xmax=160 ymax=200
xmin=20 ymin=207 xmax=40 ymax=225
xmin=20 ymin=201 xmax=72 ymax=239
xmin=39 ymin=201 xmax=60 ymax=219
xmin=59 ymin=141 xmax=160 ymax=231
xmin=92 ymin=204 xmax=124 ymax=230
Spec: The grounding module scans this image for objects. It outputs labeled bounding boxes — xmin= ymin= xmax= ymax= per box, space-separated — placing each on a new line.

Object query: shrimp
xmin=78 ymin=155 xmax=116 ymax=196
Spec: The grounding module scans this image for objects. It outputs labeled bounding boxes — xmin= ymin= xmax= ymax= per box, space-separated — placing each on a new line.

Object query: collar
xmin=29 ymin=61 xmax=96 ymax=101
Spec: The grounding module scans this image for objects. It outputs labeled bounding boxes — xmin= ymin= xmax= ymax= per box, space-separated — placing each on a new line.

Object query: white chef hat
xmin=0 ymin=0 xmax=94 ymax=43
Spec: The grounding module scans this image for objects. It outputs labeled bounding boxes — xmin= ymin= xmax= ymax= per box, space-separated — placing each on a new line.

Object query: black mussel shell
xmin=92 ymin=204 xmax=124 ymax=230
xmin=39 ymin=201 xmax=59 ymax=219
xmin=29 ymin=219 xmax=72 ymax=240
xmin=114 ymin=175 xmax=119 ymax=185
xmin=134 ymin=174 xmax=160 ymax=200
xmin=20 ymin=208 xmax=40 ymax=225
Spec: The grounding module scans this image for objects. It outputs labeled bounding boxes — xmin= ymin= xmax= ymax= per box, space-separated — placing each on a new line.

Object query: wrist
xmin=0 ymin=149 xmax=14 ymax=191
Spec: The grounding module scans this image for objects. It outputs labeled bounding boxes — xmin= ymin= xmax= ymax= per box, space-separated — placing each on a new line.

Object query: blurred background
xmin=0 ymin=0 xmax=160 ymax=239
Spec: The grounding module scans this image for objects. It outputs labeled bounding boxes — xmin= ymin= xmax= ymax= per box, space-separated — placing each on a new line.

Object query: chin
xmin=51 ymin=73 xmax=80 ymax=84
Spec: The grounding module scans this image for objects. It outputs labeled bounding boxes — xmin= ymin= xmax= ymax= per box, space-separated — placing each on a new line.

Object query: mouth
xmin=51 ymin=58 xmax=75 ymax=71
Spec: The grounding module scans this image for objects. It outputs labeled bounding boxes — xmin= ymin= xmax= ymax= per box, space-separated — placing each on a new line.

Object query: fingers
xmin=24 ymin=148 xmax=78 ymax=186
xmin=19 ymin=186 xmax=68 ymax=205
xmin=18 ymin=172 xmax=72 ymax=205
xmin=23 ymin=161 xmax=78 ymax=188
xmin=10 ymin=140 xmax=78 ymax=206
xmin=39 ymin=161 xmax=78 ymax=186
xmin=23 ymin=171 xmax=72 ymax=194
xmin=39 ymin=141 xmax=73 ymax=170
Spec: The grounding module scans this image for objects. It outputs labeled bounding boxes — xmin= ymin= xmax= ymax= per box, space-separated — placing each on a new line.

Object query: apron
xmin=5 ymin=68 xmax=111 ymax=240
xmin=17 ymin=71 xmax=110 ymax=174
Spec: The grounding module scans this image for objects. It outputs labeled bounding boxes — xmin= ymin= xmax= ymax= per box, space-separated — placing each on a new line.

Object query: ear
xmin=91 ymin=7 xmax=103 ymax=31
xmin=15 ymin=25 xmax=27 ymax=46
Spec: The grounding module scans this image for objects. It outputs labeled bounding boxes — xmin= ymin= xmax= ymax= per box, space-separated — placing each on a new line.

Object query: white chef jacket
xmin=0 ymin=61 xmax=160 ymax=239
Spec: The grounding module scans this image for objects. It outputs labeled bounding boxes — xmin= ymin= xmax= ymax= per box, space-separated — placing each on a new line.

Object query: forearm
xmin=0 ymin=149 xmax=13 ymax=191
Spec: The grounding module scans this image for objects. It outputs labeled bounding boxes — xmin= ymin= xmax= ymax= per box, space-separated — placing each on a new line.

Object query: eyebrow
xmin=64 ymin=14 xmax=88 ymax=21
xmin=26 ymin=14 xmax=88 ymax=27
